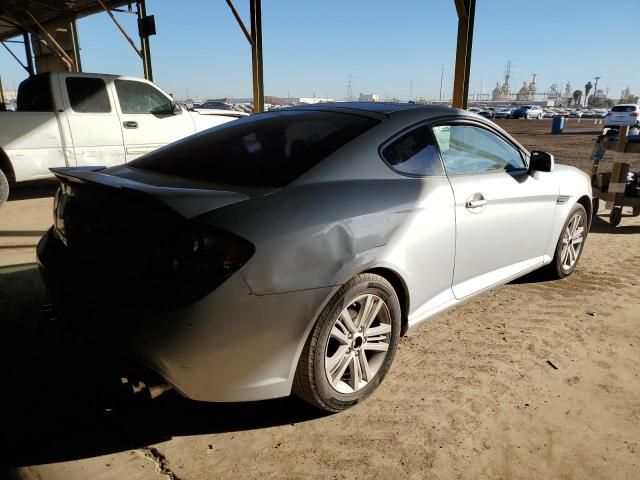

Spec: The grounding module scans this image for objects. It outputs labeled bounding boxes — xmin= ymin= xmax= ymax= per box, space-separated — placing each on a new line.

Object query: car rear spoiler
xmin=50 ymin=167 xmax=250 ymax=219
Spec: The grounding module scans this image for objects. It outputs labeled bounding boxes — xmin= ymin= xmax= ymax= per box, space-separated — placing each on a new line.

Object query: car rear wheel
xmin=0 ymin=169 xmax=9 ymax=207
xmin=293 ymin=273 xmax=401 ymax=412
xmin=543 ymin=204 xmax=588 ymax=279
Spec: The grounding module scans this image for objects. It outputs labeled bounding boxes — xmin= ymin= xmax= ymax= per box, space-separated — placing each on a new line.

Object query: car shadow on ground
xmin=7 ymin=180 xmax=58 ymax=201
xmin=589 ymin=213 xmax=640 ymax=234
xmin=0 ymin=265 xmax=327 ymax=469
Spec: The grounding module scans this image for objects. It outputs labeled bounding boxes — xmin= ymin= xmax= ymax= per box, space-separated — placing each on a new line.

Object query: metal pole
xmin=69 ymin=19 xmax=82 ymax=72
xmin=452 ymin=0 xmax=475 ymax=109
xmin=97 ymin=0 xmax=143 ymax=58
xmin=23 ymin=32 xmax=35 ymax=76
xmin=0 ymin=74 xmax=5 ymax=110
xmin=250 ymin=0 xmax=264 ymax=113
xmin=137 ymin=0 xmax=153 ymax=81
xmin=2 ymin=40 xmax=31 ymax=74
xmin=462 ymin=0 xmax=475 ymax=109
xmin=439 ymin=64 xmax=444 ymax=101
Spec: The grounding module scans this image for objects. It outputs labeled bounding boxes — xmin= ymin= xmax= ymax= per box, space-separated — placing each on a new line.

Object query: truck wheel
xmin=0 ymin=169 xmax=9 ymax=207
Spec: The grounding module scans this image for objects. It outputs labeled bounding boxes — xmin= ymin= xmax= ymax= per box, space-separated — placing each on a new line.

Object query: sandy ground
xmin=1 ymin=119 xmax=639 ymax=479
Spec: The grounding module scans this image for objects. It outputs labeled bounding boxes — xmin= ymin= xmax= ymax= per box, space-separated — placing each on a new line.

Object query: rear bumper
xmin=37 ymin=228 xmax=333 ymax=402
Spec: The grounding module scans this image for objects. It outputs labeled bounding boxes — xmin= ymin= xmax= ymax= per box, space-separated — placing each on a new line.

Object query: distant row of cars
xmin=468 ymin=105 xmax=613 ymax=121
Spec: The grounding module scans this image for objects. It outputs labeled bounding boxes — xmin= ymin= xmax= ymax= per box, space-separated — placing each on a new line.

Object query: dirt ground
xmin=1 ymin=119 xmax=639 ymax=480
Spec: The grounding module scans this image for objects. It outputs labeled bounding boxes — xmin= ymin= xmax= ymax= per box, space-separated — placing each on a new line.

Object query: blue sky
xmin=1 ymin=0 xmax=638 ymax=101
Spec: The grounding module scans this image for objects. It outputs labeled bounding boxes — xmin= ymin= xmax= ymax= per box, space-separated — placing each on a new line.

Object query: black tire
xmin=0 ymin=169 xmax=9 ymax=207
xmin=633 ymin=205 xmax=640 ymax=217
xmin=293 ymin=273 xmax=401 ymax=412
xmin=610 ymin=207 xmax=622 ymax=227
xmin=542 ymin=204 xmax=588 ymax=279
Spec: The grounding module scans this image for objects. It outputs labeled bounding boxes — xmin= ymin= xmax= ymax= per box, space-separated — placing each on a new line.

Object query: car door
xmin=432 ymin=122 xmax=558 ymax=299
xmin=60 ymin=75 xmax=125 ymax=167
xmin=379 ymin=123 xmax=456 ymax=315
xmin=113 ymin=78 xmax=196 ymax=161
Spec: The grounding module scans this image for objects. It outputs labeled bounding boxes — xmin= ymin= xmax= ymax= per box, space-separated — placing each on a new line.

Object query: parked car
xmin=0 ymin=73 xmax=246 ymax=205
xmin=477 ymin=109 xmax=494 ymax=119
xmin=569 ymin=110 xmax=584 ymax=118
xmin=604 ymin=104 xmax=640 ymax=128
xmin=511 ymin=105 xmax=544 ymax=119
xmin=37 ymin=103 xmax=592 ymax=412
xmin=494 ymin=107 xmax=513 ymax=119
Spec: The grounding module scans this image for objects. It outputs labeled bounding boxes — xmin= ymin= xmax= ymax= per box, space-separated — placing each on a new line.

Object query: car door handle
xmin=123 ymin=121 xmax=138 ymax=129
xmin=465 ymin=193 xmax=487 ymax=210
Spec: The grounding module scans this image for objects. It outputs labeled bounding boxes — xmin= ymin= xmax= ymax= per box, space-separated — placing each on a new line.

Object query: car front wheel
xmin=543 ymin=204 xmax=588 ymax=279
xmin=293 ymin=273 xmax=401 ymax=412
xmin=0 ymin=169 xmax=9 ymax=207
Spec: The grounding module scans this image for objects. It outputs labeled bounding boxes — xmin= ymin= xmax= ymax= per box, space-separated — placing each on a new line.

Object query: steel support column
xmin=137 ymin=0 xmax=153 ymax=81
xmin=452 ymin=0 xmax=475 ymax=109
xmin=250 ymin=0 xmax=264 ymax=113
xmin=69 ymin=19 xmax=82 ymax=72
xmin=0 ymin=74 xmax=5 ymax=110
xmin=23 ymin=32 xmax=35 ymax=76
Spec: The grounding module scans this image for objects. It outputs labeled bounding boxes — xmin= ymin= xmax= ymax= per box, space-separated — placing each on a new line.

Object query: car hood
xmin=50 ymin=166 xmax=277 ymax=219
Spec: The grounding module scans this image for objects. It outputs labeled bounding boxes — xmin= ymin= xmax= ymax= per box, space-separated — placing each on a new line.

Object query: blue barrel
xmin=551 ymin=115 xmax=565 ymax=134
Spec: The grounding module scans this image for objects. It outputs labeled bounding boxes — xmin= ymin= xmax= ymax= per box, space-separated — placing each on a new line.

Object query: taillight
xmin=631 ymin=112 xmax=639 ymax=117
xmin=152 ymin=226 xmax=254 ymax=279
xmin=147 ymin=225 xmax=255 ymax=307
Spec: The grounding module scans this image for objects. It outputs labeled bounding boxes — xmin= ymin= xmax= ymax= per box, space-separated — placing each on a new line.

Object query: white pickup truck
xmin=0 ymin=72 xmax=246 ymax=204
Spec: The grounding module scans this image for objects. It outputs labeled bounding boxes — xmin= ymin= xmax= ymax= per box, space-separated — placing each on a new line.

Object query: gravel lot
xmin=1 ymin=118 xmax=639 ymax=480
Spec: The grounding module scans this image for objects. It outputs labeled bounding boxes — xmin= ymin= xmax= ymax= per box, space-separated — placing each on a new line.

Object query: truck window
xmin=114 ymin=80 xmax=172 ymax=114
xmin=65 ymin=77 xmax=111 ymax=113
xmin=17 ymin=74 xmax=53 ymax=112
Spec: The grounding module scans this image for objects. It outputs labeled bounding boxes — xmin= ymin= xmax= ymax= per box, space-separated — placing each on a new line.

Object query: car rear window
xmin=611 ymin=106 xmax=637 ymax=112
xmin=17 ymin=74 xmax=53 ymax=112
xmin=130 ymin=110 xmax=378 ymax=187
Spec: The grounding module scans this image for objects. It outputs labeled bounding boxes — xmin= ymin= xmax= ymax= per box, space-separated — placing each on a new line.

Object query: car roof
xmin=284 ymin=102 xmax=460 ymax=120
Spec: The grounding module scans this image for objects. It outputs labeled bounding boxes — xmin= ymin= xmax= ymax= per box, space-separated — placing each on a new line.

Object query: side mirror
xmin=171 ymin=101 xmax=182 ymax=115
xmin=529 ymin=150 xmax=554 ymax=173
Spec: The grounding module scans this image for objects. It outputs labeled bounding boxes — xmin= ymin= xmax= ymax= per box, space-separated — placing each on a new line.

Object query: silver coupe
xmin=37 ymin=103 xmax=593 ymax=412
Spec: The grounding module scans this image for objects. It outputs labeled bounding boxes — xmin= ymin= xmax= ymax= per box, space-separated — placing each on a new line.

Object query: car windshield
xmin=130 ymin=110 xmax=378 ymax=187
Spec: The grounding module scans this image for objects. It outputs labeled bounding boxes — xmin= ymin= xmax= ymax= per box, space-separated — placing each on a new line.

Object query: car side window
xmin=66 ymin=77 xmax=111 ymax=113
xmin=381 ymin=126 xmax=444 ymax=176
xmin=432 ymin=124 xmax=526 ymax=175
xmin=114 ymin=79 xmax=172 ymax=114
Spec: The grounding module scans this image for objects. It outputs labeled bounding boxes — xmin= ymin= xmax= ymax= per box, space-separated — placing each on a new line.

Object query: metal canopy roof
xmin=0 ymin=0 xmax=130 ymax=41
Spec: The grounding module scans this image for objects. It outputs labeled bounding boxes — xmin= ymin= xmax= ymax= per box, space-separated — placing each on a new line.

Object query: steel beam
xmin=24 ymin=9 xmax=74 ymax=70
xmin=97 ymin=0 xmax=143 ymax=59
xmin=250 ymin=0 xmax=264 ymax=113
xmin=1 ymin=39 xmax=30 ymax=74
xmin=137 ymin=0 xmax=153 ymax=81
xmin=452 ymin=0 xmax=475 ymax=109
xmin=0 ymin=74 xmax=5 ymax=110
xmin=23 ymin=32 xmax=35 ymax=76
xmin=69 ymin=19 xmax=82 ymax=72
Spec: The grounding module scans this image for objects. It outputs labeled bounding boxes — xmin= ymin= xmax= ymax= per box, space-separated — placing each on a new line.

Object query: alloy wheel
xmin=560 ymin=211 xmax=585 ymax=271
xmin=324 ymin=294 xmax=391 ymax=394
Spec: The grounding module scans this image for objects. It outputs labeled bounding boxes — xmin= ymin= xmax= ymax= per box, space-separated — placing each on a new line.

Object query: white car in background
xmin=604 ymin=104 xmax=640 ymax=128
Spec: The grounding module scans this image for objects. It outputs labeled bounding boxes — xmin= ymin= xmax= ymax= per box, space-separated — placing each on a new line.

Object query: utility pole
xmin=409 ymin=79 xmax=413 ymax=102
xmin=593 ymin=76 xmax=600 ymax=104
xmin=439 ymin=64 xmax=444 ymax=101
xmin=346 ymin=73 xmax=353 ymax=101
